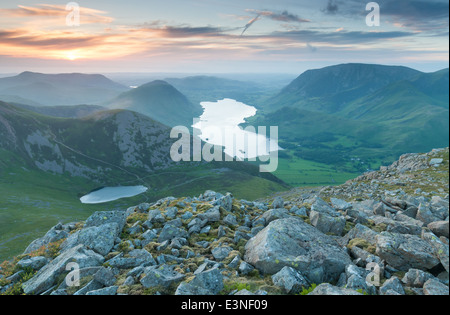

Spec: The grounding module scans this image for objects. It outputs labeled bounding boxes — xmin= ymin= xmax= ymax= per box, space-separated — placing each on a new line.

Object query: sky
xmin=0 ymin=0 xmax=448 ymax=74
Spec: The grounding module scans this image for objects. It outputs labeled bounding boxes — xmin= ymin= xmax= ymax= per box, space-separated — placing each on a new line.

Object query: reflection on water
xmin=80 ymin=185 xmax=148 ymax=204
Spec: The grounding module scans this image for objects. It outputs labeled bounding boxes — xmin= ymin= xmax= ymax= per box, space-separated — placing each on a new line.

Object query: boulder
xmin=423 ymin=279 xmax=449 ymax=295
xmin=376 ymin=232 xmax=440 ymax=271
xmin=84 ymin=211 xmax=127 ymax=231
xmin=271 ymin=197 xmax=285 ymax=209
xmin=62 ymin=223 xmax=120 ymax=256
xmin=261 ymin=209 xmax=290 ymax=225
xmin=175 ymin=267 xmax=224 ymax=295
xmin=272 ymin=267 xmax=310 ymax=294
xmin=244 ymin=217 xmax=352 ymax=283
xmin=402 ymin=269 xmax=435 ymax=288
xmin=428 ymin=221 xmax=449 ymax=239
xmin=308 ymin=283 xmax=362 ymax=296
xmin=212 ymin=247 xmax=232 ymax=262
xmin=106 ymin=249 xmax=156 ymax=269
xmin=22 ymin=245 xmax=104 ymax=295
xmin=310 ymin=211 xmax=346 ymax=236
xmin=379 ymin=277 xmax=405 ymax=295
xmin=17 ymin=256 xmax=49 ymax=271
xmin=331 ymin=198 xmax=352 ymax=211
xmin=86 ymin=286 xmax=118 ymax=296
xmin=158 ymin=224 xmax=188 ymax=243
xmin=140 ymin=264 xmax=185 ymax=289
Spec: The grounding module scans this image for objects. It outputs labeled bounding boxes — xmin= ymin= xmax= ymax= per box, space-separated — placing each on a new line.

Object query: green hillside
xmin=107 ymin=80 xmax=203 ymax=127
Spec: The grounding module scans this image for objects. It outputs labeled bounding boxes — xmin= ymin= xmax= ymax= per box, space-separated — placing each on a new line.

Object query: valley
xmin=0 ymin=63 xmax=449 ymax=262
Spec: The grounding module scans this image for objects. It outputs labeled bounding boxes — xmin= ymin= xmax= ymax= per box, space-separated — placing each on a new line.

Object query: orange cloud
xmin=0 ymin=4 xmax=113 ymax=24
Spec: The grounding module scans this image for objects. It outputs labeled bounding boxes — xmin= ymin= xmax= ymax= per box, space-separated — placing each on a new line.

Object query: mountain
xmin=253 ymin=64 xmax=449 ymax=179
xmin=106 ymin=80 xmax=203 ymax=127
xmin=264 ymin=64 xmax=422 ymax=113
xmin=0 ymin=72 xmax=129 ymax=106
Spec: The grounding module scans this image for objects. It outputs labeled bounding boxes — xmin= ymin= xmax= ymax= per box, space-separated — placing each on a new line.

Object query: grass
xmin=274 ymin=154 xmax=359 ymax=187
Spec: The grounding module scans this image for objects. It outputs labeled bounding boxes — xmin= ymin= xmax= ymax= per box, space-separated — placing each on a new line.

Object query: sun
xmin=65 ymin=52 xmax=79 ymax=61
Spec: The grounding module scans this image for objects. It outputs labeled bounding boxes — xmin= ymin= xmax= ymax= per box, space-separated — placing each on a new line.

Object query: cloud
xmin=241 ymin=15 xmax=261 ymax=36
xmin=240 ymin=9 xmax=310 ymax=36
xmin=247 ymin=9 xmax=311 ymax=23
xmin=324 ymin=0 xmax=339 ymax=15
xmin=0 ymin=4 xmax=113 ymax=24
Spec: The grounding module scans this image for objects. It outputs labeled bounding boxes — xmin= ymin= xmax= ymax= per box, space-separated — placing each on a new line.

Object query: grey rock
xmin=271 ymin=267 xmax=310 ymax=294
xmin=417 ymin=203 xmax=440 ymax=225
xmin=62 ymin=223 xmax=120 ymax=256
xmin=261 ymin=209 xmax=290 ymax=225
xmin=85 ymin=211 xmax=127 ymax=231
xmin=93 ymin=267 xmax=116 ymax=287
xmin=158 ymin=224 xmax=188 ymax=243
xmin=308 ymin=283 xmax=363 ymax=296
xmin=228 ymin=255 xmax=241 ymax=269
xmin=73 ymin=279 xmax=104 ymax=295
xmin=310 ymin=211 xmax=346 ymax=236
xmin=175 ymin=267 xmax=224 ymax=295
xmin=311 ymin=197 xmax=338 ymax=216
xmin=239 ymin=262 xmax=255 ymax=275
xmin=24 ymin=225 xmax=69 ymax=254
xmin=346 ymin=274 xmax=376 ymax=295
xmin=23 ymin=245 xmax=104 ymax=295
xmin=212 ymin=246 xmax=232 ymax=262
xmin=272 ymin=197 xmax=284 ymax=209
xmin=17 ymin=256 xmax=49 ymax=271
xmin=376 ymin=232 xmax=440 ymax=271
xmin=148 ymin=210 xmax=165 ymax=224
xmin=244 ymin=217 xmax=352 ymax=282
xmin=331 ymin=198 xmax=352 ymax=211
xmin=380 ymin=277 xmax=405 ymax=295
xmin=223 ymin=214 xmax=239 ymax=227
xmin=123 ymin=276 xmax=135 ymax=286
xmin=342 ymin=224 xmax=379 ymax=246
xmin=422 ymin=231 xmax=449 ymax=273
xmin=106 ymin=249 xmax=156 ymax=269
xmin=428 ymin=221 xmax=449 ymax=239
xmin=86 ymin=286 xmax=118 ymax=296
xmin=423 ymin=279 xmax=449 ymax=295
xmin=164 ymin=207 xmax=178 ymax=219
xmin=402 ymin=269 xmax=436 ymax=288
xmin=198 ymin=206 xmax=221 ymax=223
xmin=140 ymin=264 xmax=185 ymax=289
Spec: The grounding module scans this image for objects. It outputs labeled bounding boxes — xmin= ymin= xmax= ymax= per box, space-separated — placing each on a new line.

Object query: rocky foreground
xmin=0 ymin=148 xmax=449 ymax=296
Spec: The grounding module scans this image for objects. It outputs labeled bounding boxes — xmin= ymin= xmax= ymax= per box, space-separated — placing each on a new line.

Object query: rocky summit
xmin=0 ymin=148 xmax=449 ymax=296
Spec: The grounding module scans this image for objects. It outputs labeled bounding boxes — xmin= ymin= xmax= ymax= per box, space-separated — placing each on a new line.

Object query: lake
xmin=193 ymin=98 xmax=280 ymax=160
xmin=80 ymin=185 xmax=148 ymax=204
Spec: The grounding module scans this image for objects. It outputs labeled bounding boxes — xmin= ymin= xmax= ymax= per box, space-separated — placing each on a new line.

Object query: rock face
xmin=244 ymin=217 xmax=352 ymax=283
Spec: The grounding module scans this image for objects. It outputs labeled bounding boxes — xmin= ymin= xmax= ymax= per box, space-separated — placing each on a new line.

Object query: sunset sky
xmin=0 ymin=0 xmax=448 ymax=74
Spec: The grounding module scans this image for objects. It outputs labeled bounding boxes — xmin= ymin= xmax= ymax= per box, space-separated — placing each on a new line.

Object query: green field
xmin=274 ymin=155 xmax=359 ymax=187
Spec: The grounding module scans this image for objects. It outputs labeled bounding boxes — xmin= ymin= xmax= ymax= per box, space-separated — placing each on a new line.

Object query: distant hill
xmin=0 ymin=72 xmax=129 ymax=106
xmin=106 ymin=80 xmax=203 ymax=127
xmin=253 ymin=64 xmax=449 ymax=172
xmin=264 ymin=64 xmax=422 ymax=113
